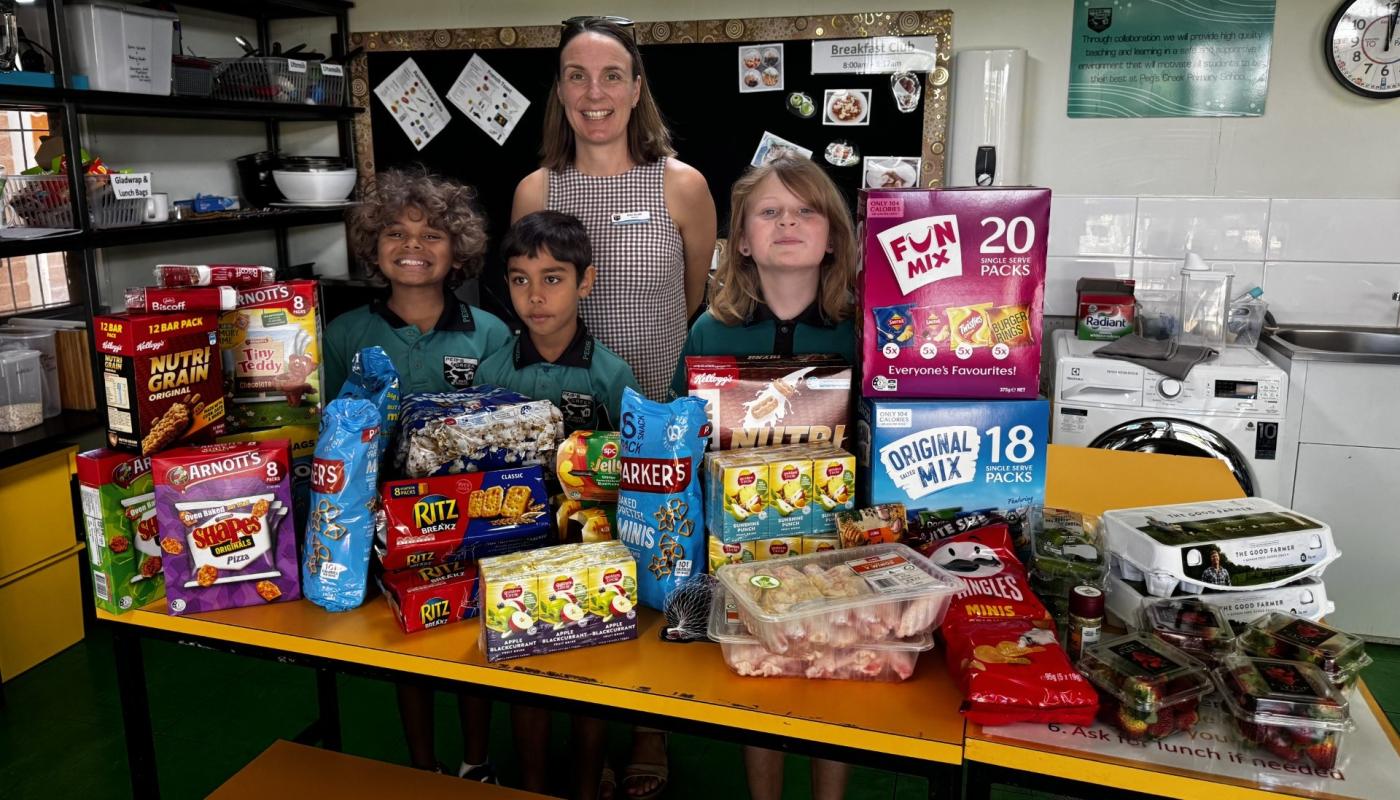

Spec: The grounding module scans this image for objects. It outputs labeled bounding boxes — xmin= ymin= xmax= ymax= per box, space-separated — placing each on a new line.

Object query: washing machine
xmin=1051 ymin=330 xmax=1288 ymax=502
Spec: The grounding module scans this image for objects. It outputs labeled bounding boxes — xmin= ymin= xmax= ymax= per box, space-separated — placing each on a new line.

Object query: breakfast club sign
xmin=811 ymin=36 xmax=937 ymax=74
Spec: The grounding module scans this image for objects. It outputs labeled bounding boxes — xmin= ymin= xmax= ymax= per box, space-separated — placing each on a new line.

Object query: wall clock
xmin=1326 ymin=0 xmax=1400 ymax=98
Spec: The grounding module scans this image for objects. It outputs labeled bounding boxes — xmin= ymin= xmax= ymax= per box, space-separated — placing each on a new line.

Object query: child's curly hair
xmin=348 ymin=167 xmax=487 ymax=289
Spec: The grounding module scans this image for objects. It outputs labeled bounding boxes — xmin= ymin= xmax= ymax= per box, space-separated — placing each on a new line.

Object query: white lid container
xmin=67 ymin=1 xmax=177 ymax=95
xmin=1103 ymin=498 xmax=1337 ymax=598
xmin=1105 ymin=572 xmax=1334 ymax=630
xmin=714 ymin=542 xmax=963 ymax=655
xmin=0 ymin=349 xmax=44 ymax=432
xmin=708 ymin=582 xmax=933 ymax=681
xmin=0 ymin=328 xmax=59 ymax=418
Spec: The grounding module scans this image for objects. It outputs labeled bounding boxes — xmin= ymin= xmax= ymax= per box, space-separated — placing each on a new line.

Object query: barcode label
xmin=94 ymin=571 xmax=110 ymax=602
xmin=870 ymin=577 xmax=899 ymax=590
xmin=847 ymin=550 xmax=940 ymax=594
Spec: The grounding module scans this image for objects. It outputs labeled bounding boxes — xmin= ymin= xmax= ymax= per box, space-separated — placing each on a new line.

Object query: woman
xmin=512 ymin=16 xmax=717 ymax=403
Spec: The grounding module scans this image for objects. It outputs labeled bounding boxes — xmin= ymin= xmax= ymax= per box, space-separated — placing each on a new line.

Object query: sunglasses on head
xmin=562 ymin=15 xmax=634 ymax=27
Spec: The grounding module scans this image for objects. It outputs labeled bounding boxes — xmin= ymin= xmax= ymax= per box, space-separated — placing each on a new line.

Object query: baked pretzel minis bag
xmin=617 ymin=388 xmax=709 ymax=611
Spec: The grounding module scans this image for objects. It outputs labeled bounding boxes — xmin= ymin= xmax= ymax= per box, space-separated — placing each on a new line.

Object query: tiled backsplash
xmin=1046 ymin=196 xmax=1400 ymax=327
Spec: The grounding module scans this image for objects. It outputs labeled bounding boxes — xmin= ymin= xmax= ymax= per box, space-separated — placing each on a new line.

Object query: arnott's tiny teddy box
xmin=858 ymin=187 xmax=1049 ymax=398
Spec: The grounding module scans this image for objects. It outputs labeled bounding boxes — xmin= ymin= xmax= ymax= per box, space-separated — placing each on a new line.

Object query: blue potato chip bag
xmin=873 ymin=303 xmax=918 ymax=348
xmin=303 ymin=346 xmax=401 ymax=612
xmin=616 ymin=388 xmax=709 ymax=611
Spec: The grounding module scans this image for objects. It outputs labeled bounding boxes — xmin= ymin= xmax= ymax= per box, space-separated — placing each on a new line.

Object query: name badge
xmin=611 ymin=211 xmax=651 ymax=225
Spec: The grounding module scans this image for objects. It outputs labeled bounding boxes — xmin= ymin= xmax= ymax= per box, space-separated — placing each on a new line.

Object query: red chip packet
xmin=931 ymin=524 xmax=1099 ymax=725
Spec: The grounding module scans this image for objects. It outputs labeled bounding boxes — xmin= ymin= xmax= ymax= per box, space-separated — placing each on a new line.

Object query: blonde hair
xmin=709 ymin=156 xmax=857 ymax=326
xmin=540 ymin=19 xmax=674 ymax=171
xmin=348 ymin=167 xmax=487 ymax=289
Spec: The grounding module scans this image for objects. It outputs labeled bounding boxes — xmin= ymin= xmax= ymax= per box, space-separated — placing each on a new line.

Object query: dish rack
xmin=3 ymin=174 xmax=146 ymax=229
xmin=212 ymin=57 xmax=345 ymax=105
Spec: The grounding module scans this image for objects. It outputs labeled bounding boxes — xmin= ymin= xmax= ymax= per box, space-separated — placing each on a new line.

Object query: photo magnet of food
xmin=685 ymin=353 xmax=852 ymax=450
xmin=823 ymin=89 xmax=870 ymax=125
xmin=891 ymin=71 xmax=922 ymax=112
xmin=787 ymin=92 xmax=816 ymax=119
xmin=94 ymin=310 xmax=227 ymax=455
xmin=77 ymin=448 xmax=165 ymax=615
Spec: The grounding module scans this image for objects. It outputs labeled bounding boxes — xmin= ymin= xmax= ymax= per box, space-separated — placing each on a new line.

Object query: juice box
xmin=755 ymin=536 xmax=802 ymax=560
xmin=587 ymin=546 xmax=638 ymax=623
xmin=709 ymin=537 xmax=757 ymax=572
xmin=858 ymin=188 xmax=1049 ymax=398
xmin=481 ymin=569 xmax=541 ymax=652
xmin=718 ymin=454 xmax=769 ymax=541
xmin=811 ymin=450 xmax=857 ymax=532
xmin=538 ymin=557 xmax=591 ymax=628
xmin=77 ymin=449 xmax=164 ymax=614
xmin=769 ymin=456 xmax=814 ymax=536
xmin=802 ymin=533 xmax=839 ymax=554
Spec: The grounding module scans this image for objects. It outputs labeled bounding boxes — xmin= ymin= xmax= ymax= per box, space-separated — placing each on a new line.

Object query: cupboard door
xmin=1298 ymin=363 xmax=1400 ymax=449
xmin=1291 ymin=443 xmax=1400 ymax=639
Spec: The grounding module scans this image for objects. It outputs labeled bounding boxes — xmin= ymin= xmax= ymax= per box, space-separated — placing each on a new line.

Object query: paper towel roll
xmin=949 ymin=49 xmax=1027 ymax=187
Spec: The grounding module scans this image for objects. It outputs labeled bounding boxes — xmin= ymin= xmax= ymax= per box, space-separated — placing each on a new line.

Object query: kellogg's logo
xmin=876 ymin=215 xmax=963 ymax=295
xmin=691 ymin=372 xmax=734 ymax=388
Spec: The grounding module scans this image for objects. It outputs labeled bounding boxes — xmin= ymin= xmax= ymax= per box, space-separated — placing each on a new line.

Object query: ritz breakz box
xmin=858 ymin=188 xmax=1049 ymax=398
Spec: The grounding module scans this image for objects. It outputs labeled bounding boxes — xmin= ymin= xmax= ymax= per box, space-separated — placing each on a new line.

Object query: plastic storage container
xmin=0 ymin=328 xmax=59 ymax=418
xmin=1227 ymin=298 xmax=1268 ymax=349
xmin=1178 ymin=252 xmax=1231 ymax=350
xmin=0 ymin=349 xmax=44 ymax=432
xmin=213 ymin=57 xmax=310 ymax=103
xmin=708 ymin=583 xmax=933 ymax=681
xmin=66 ymin=1 xmax=177 ymax=94
xmin=307 ymin=61 xmax=346 ymax=105
xmin=714 ymin=543 xmax=963 ymax=655
xmin=1140 ymin=596 xmax=1237 ymax=666
xmin=1079 ymin=632 xmax=1214 ymax=741
xmin=1105 ymin=572 xmax=1335 ymax=631
xmin=1238 ymin=612 xmax=1372 ymax=693
xmin=3 ymin=174 xmax=147 ymax=229
xmin=172 ymin=55 xmax=218 ymax=97
xmin=1029 ymin=507 xmax=1107 ymax=622
xmin=1213 ymin=654 xmax=1353 ymax=770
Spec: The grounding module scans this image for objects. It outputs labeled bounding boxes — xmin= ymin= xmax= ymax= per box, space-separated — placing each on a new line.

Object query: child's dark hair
xmin=348 ymin=166 xmax=487 ymax=289
xmin=500 ymin=210 xmax=593 ymax=278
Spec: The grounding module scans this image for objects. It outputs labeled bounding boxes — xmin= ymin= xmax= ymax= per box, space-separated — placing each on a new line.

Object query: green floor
xmin=2 ymin=627 xmax=1399 ymax=799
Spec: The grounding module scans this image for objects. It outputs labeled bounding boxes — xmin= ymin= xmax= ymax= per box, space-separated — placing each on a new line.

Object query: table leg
xmin=113 ymin=629 xmax=159 ymax=799
xmin=316 ymin=668 xmax=341 ymax=751
xmin=926 ymin=762 xmax=963 ymax=799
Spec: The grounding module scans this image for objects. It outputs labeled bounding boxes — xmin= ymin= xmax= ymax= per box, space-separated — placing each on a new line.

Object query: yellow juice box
xmin=769 ymin=456 xmax=814 ymax=536
xmin=538 ymin=555 xmax=590 ymax=629
xmin=587 ymin=541 xmax=638 ymax=621
xmin=755 ymin=535 xmax=803 ymax=560
xmin=811 ymin=449 xmax=857 ymax=533
xmin=708 ymin=536 xmax=756 ymax=572
xmin=801 ymin=533 xmax=839 ymax=554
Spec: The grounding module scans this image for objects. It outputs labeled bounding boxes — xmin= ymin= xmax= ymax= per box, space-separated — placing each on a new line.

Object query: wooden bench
xmin=209 ymin=740 xmax=558 ymax=799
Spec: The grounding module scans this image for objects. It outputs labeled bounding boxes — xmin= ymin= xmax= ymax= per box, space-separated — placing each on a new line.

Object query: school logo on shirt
xmin=560 ymin=390 xmax=597 ymax=431
xmin=442 ymin=356 xmax=479 ymax=388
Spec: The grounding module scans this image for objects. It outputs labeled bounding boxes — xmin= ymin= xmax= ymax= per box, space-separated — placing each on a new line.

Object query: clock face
xmin=1327 ymin=0 xmax=1400 ymax=98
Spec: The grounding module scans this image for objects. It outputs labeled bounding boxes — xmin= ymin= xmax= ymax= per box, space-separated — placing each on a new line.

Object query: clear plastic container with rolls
xmin=0 ymin=349 xmax=44 ymax=432
xmin=0 ymin=328 xmax=59 ymax=418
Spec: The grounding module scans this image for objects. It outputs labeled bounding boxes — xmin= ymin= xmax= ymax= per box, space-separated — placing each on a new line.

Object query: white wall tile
xmin=1045 ymin=257 xmax=1132 ymax=316
xmin=1263 ymin=262 xmax=1400 ymax=327
xmin=1267 ymin=199 xmax=1400 ymax=264
xmin=1048 ymin=196 xmax=1136 ymax=257
xmin=1135 ymin=197 xmax=1270 ymax=260
xmin=1134 ymin=260 xmax=1265 ymax=296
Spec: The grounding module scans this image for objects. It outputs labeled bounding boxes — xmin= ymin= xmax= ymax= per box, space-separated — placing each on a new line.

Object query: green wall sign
xmin=1068 ymin=0 xmax=1276 ymax=118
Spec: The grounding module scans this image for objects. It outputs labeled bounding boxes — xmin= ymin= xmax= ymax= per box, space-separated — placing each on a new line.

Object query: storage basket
xmin=2 ymin=174 xmax=147 ymax=229
xmin=213 ymin=56 xmax=309 ymax=103
xmin=172 ymin=55 xmax=218 ymax=97
xmin=307 ymin=61 xmax=345 ymax=105
xmin=88 ymin=176 xmax=145 ymax=228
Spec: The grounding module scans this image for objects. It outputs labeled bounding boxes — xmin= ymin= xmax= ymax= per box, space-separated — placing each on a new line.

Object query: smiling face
xmin=738 ymin=173 xmax=832 ymax=275
xmin=507 ymin=247 xmax=595 ymax=343
xmin=557 ymin=32 xmax=641 ymax=148
xmin=376 ymin=206 xmax=458 ymax=289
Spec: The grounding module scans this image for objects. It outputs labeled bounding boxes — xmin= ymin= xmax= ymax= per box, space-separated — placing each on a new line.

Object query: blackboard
xmin=349 ymin=13 xmax=952 ymax=319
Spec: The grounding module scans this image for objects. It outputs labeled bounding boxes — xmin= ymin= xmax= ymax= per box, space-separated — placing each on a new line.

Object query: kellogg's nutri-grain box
xmin=858 ymin=188 xmax=1049 ymax=398
xmin=77 ymin=448 xmax=164 ymax=614
xmin=857 ymin=398 xmax=1048 ymax=516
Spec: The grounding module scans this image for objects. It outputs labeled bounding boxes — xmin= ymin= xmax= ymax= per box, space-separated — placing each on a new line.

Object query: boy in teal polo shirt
xmin=475 ymin=210 xmax=638 ymax=432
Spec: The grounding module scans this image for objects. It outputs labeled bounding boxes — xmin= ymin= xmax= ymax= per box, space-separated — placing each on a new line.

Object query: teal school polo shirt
xmin=669 ymin=301 xmax=855 ymax=397
xmin=474 ymin=324 xmax=638 ymax=432
xmin=322 ymin=294 xmax=512 ymax=398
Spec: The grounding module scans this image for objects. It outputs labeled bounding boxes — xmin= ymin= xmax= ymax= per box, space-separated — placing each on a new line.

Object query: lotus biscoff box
xmin=857 ymin=398 xmax=1048 ymax=516
xmin=858 ymin=188 xmax=1049 ymax=398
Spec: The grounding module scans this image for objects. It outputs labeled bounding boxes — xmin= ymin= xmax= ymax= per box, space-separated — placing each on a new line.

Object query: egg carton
xmin=1106 ymin=572 xmax=1334 ymax=631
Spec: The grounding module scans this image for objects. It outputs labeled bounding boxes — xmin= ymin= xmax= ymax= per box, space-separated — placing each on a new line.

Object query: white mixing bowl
xmin=272 ymin=168 xmax=356 ymax=203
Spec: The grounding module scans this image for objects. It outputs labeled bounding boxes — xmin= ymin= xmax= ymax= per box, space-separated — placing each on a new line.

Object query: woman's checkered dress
xmin=548 ymin=158 xmax=686 ymax=401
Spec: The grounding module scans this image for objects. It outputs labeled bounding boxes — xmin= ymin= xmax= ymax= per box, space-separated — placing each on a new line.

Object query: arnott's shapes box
xmin=857 ymin=398 xmax=1048 ymax=515
xmin=858 ymin=188 xmax=1049 ymax=398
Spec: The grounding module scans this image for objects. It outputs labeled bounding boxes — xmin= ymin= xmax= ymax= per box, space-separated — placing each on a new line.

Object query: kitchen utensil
xmin=272 ymin=169 xmax=355 ymax=203
xmin=143 ymin=193 xmax=169 ymax=223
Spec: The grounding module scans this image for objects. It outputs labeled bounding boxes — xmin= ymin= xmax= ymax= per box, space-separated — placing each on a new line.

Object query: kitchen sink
xmin=1274 ymin=329 xmax=1400 ymax=356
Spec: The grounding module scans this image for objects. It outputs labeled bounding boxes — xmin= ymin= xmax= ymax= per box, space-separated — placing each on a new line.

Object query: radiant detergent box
xmin=857 ymin=398 xmax=1048 ymax=515
xmin=858 ymin=188 xmax=1049 ymax=398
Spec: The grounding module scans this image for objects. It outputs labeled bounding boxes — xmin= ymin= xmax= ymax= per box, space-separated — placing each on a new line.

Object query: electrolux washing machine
xmin=1051 ymin=330 xmax=1289 ymax=503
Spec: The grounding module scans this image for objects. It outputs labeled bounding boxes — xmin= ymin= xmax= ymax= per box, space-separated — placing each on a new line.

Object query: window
xmin=0 ymin=109 xmax=73 ymax=315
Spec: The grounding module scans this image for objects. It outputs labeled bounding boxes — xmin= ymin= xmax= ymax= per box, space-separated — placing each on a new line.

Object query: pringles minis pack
xmin=858 ymin=188 xmax=1049 ymax=398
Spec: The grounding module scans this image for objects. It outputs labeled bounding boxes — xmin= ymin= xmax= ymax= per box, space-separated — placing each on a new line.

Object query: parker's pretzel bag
xmin=219 ymin=280 xmax=324 ymax=431
xmin=617 ymin=388 xmax=709 ymax=611
xmin=152 ymin=441 xmax=301 ymax=614
xmin=303 ymin=347 xmax=400 ymax=612
xmin=395 ymin=386 xmax=564 ymax=478
xmin=931 ymin=524 xmax=1098 ymax=725
xmin=378 ymin=467 xmax=550 ymax=570
xmin=95 ymin=310 xmax=227 ymax=455
xmin=685 ymin=354 xmax=852 ymax=450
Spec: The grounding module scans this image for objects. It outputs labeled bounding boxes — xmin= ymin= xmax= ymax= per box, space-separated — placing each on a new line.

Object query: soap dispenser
xmin=1178 ymin=252 xmax=1231 ymax=351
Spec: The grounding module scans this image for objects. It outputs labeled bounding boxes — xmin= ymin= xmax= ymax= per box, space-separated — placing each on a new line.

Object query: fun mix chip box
xmin=152 ymin=441 xmax=301 ymax=614
xmin=377 ymin=467 xmax=551 ymax=571
xmin=95 ymin=310 xmax=227 ymax=454
xmin=77 ymin=449 xmax=164 ymax=614
xmin=219 ymin=280 xmax=324 ymax=431
xmin=858 ymin=188 xmax=1049 ymax=398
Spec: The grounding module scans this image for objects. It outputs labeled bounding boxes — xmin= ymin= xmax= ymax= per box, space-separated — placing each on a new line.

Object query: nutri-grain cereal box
xmin=77 ymin=448 xmax=164 ymax=614
xmin=858 ymin=188 xmax=1049 ymax=398
xmin=95 ymin=311 xmax=226 ymax=455
xmin=219 ymin=280 xmax=324 ymax=431
xmin=152 ymin=441 xmax=301 ymax=614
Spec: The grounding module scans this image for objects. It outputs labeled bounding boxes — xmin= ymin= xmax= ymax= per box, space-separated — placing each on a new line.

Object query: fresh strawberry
xmin=1147 ymin=718 xmax=1175 ymax=739
xmin=1117 ymin=709 xmax=1149 ymax=738
xmin=1176 ymin=710 xmax=1199 ymax=731
xmin=1266 ymin=738 xmax=1301 ymax=763
xmin=1305 ymin=740 xmax=1338 ymax=770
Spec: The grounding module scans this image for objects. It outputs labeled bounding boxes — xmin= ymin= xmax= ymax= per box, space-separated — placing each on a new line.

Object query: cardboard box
xmin=685 ymin=354 xmax=852 ymax=449
xmin=77 ymin=448 xmax=165 ymax=614
xmin=95 ymin=311 xmax=226 ymax=454
xmin=857 ymin=398 xmax=1048 ymax=515
xmin=218 ymin=424 xmax=317 ymax=532
xmin=858 ymin=188 xmax=1049 ymax=398
xmin=379 ymin=561 xmax=480 ymax=634
xmin=219 ymin=280 xmax=325 ymax=431
xmin=378 ymin=468 xmax=551 ymax=571
xmin=704 ymin=444 xmax=856 ymax=543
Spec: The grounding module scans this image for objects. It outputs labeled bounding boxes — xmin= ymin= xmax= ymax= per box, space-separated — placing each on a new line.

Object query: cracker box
xmin=95 ymin=311 xmax=226 ymax=454
xmin=378 ymin=467 xmax=551 ymax=571
xmin=151 ymin=441 xmax=302 ymax=614
xmin=218 ymin=423 xmax=317 ymax=532
xmin=379 ymin=560 xmax=481 ymax=634
xmin=857 ymin=398 xmax=1048 ymax=515
xmin=219 ymin=280 xmax=325 ymax=431
xmin=77 ymin=449 xmax=164 ymax=614
xmin=858 ymin=188 xmax=1049 ymax=398
xmin=685 ymin=354 xmax=852 ymax=450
